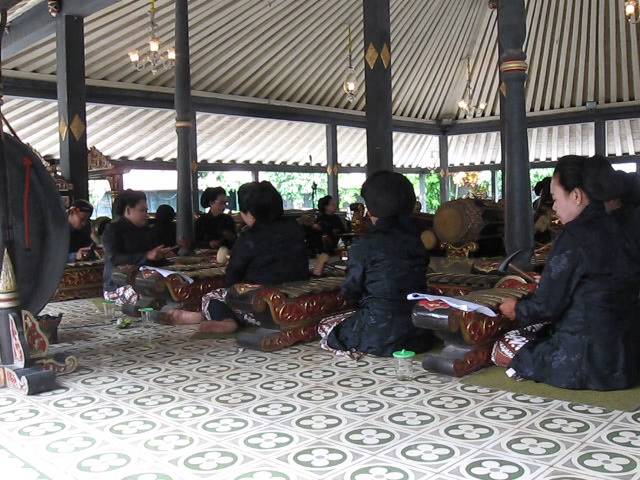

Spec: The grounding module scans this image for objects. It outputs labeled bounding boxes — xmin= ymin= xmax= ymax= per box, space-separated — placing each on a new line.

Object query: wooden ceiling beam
xmin=2 ymin=0 xmax=116 ymax=59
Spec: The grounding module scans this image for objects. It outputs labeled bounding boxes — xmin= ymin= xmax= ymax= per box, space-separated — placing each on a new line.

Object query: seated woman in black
xmin=320 ymin=171 xmax=434 ymax=357
xmin=532 ymin=177 xmax=556 ymax=244
xmin=67 ymin=199 xmax=95 ymax=262
xmin=195 ymin=187 xmax=237 ymax=249
xmin=167 ymin=181 xmax=309 ymax=333
xmin=102 ymin=190 xmax=173 ymax=304
xmin=598 ymin=169 xmax=640 ymax=256
xmin=495 ymin=155 xmax=640 ymax=391
xmin=312 ymin=195 xmax=345 ymax=254
xmin=151 ymin=204 xmax=177 ymax=247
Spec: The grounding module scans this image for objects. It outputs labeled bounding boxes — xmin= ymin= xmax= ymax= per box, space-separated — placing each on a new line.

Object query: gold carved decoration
xmin=58 ymin=117 xmax=68 ymax=141
xmin=69 ymin=114 xmax=86 ymax=141
xmin=0 ymin=249 xmax=19 ymax=308
xmin=443 ymin=241 xmax=479 ymax=258
xmin=380 ymin=43 xmax=391 ymax=69
xmin=365 ymin=42 xmax=379 ymax=69
xmin=175 ymin=120 xmax=192 ymax=129
xmin=88 ymin=146 xmax=114 ymax=171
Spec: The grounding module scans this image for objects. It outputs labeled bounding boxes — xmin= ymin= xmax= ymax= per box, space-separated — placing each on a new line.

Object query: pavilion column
xmin=326 ymin=123 xmax=339 ymax=201
xmin=498 ymin=0 xmax=534 ymax=267
xmin=594 ymin=119 xmax=606 ymax=156
xmin=362 ymin=0 xmax=393 ymax=176
xmin=492 ymin=1 xmax=507 ymax=200
xmin=56 ymin=14 xmax=88 ymax=201
xmin=438 ymin=132 xmax=449 ymax=204
xmin=174 ymin=0 xmax=194 ymax=252
xmin=251 ymin=170 xmax=259 ymax=183
xmin=190 ymin=110 xmax=199 ymax=215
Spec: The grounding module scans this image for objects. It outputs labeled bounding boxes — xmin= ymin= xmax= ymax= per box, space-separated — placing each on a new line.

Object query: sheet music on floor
xmin=407 ymin=292 xmax=497 ymax=317
xmin=139 ymin=266 xmax=194 ymax=284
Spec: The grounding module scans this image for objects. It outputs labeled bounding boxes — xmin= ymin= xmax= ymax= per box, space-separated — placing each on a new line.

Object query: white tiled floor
xmin=0 ymin=299 xmax=638 ymax=480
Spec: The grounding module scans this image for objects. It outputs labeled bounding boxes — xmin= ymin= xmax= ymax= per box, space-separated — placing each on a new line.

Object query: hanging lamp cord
xmin=347 ymin=24 xmax=353 ymax=68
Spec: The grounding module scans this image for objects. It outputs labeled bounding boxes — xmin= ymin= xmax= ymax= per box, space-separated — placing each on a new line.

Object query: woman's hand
xmin=146 ymin=245 xmax=172 ymax=261
xmin=75 ymin=246 xmax=92 ymax=261
xmin=499 ymin=298 xmax=518 ymax=321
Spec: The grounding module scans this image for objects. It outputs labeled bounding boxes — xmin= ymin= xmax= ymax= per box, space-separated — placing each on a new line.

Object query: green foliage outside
xmin=337 ymin=173 xmax=366 ymax=210
xmin=424 ymin=173 xmax=442 ymax=212
xmin=197 ymin=171 xmax=253 ymax=191
xmin=405 ymin=173 xmax=441 ymax=213
xmin=470 ymin=168 xmax=554 ymax=202
xmin=261 ymin=172 xmax=328 ymax=209
xmin=530 ymin=168 xmax=554 ymax=193
xmin=195 ymin=170 xmax=446 ymax=213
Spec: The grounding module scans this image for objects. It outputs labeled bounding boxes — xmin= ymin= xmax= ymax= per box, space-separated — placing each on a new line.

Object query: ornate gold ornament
xmin=0 ymin=249 xmax=19 ymax=308
xmin=380 ymin=43 xmax=391 ymax=69
xmin=58 ymin=117 xmax=68 ymax=141
xmin=500 ymin=60 xmax=528 ymax=73
xmin=69 ymin=114 xmax=86 ymax=141
xmin=365 ymin=42 xmax=379 ymax=69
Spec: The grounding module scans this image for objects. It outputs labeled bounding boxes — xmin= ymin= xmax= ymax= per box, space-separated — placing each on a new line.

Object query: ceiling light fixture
xmin=342 ymin=24 xmax=358 ymax=103
xmin=127 ymin=0 xmax=175 ymax=75
xmin=457 ymin=56 xmax=486 ymax=116
xmin=625 ymin=0 xmax=640 ymax=23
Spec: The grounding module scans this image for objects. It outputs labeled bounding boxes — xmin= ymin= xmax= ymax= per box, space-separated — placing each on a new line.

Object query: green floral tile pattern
xmin=0 ymin=297 xmax=630 ymax=480
xmin=465 ymin=458 xmax=526 ymax=480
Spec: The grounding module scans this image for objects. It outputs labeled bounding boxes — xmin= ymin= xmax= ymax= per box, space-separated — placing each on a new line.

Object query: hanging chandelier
xmin=457 ymin=57 xmax=486 ymax=116
xmin=342 ymin=24 xmax=358 ymax=103
xmin=127 ymin=0 xmax=175 ymax=75
xmin=625 ymin=0 xmax=640 ymax=23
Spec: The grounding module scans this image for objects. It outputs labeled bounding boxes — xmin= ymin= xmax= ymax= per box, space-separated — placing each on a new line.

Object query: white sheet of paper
xmin=139 ymin=266 xmax=194 ymax=284
xmin=406 ymin=292 xmax=497 ymax=317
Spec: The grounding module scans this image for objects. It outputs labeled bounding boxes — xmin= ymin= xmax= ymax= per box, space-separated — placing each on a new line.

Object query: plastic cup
xmin=139 ymin=307 xmax=154 ymax=323
xmin=138 ymin=307 xmax=155 ymax=348
xmin=102 ymin=300 xmax=115 ymax=318
xmin=392 ymin=349 xmax=416 ymax=381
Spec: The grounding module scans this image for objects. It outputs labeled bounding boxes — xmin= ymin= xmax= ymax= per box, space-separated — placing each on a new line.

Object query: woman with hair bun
xmin=597 ymin=168 xmax=640 ymax=257
xmin=320 ymin=171 xmax=434 ymax=357
xmin=195 ymin=186 xmax=237 ymax=249
xmin=494 ymin=155 xmax=639 ymax=390
xmin=312 ymin=195 xmax=345 ymax=254
xmin=166 ymin=181 xmax=309 ymax=333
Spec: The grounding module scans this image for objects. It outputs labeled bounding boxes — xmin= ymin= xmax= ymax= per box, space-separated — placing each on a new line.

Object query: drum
xmin=433 ymin=198 xmax=504 ymax=255
xmin=0 ymin=134 xmax=68 ymax=313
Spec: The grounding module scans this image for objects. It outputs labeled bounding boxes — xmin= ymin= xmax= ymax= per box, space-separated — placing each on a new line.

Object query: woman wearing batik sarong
xmin=102 ymin=190 xmax=173 ymax=305
xmin=167 ymin=181 xmax=309 ymax=333
xmin=494 ymin=155 xmax=640 ymax=391
xmin=319 ymin=171 xmax=434 ymax=358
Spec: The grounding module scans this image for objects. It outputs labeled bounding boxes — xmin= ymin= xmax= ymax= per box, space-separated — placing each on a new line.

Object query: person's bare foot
xmin=198 ymin=319 xmax=238 ymax=334
xmin=167 ymin=309 xmax=204 ymax=325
